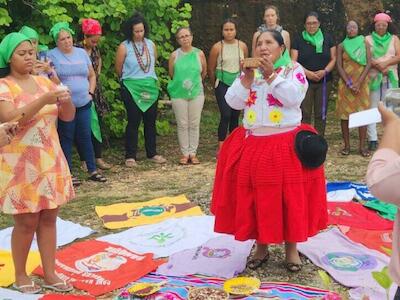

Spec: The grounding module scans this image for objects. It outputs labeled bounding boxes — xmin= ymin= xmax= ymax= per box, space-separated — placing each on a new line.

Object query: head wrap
xmin=374 ymin=13 xmax=392 ymax=23
xmin=82 ymin=18 xmax=102 ymax=35
xmin=0 ymin=32 xmax=31 ymax=68
xmin=49 ymin=22 xmax=75 ymax=41
xmin=19 ymin=26 xmax=39 ymax=41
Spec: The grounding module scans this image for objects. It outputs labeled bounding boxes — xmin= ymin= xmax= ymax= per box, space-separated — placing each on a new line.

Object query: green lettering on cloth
xmin=342 ymin=35 xmax=367 ymax=66
xmin=302 ymin=28 xmax=324 ymax=53
xmin=90 ymin=101 xmax=102 ymax=143
xmin=167 ymin=48 xmax=202 ymax=99
xmin=123 ymin=78 xmax=159 ymax=112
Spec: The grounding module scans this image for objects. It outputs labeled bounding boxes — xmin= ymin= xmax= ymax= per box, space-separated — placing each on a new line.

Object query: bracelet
xmin=266 ymin=72 xmax=276 ymax=82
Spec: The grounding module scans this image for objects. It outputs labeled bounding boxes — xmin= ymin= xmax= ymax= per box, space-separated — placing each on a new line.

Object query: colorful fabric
xmin=215 ymin=69 xmax=238 ymax=86
xmin=339 ymin=226 xmax=392 ymax=256
xmin=0 ymin=76 xmax=74 ymax=214
xmin=349 ymin=286 xmax=396 ymax=300
xmin=167 ymin=48 xmax=202 ymax=99
xmin=0 ymin=250 xmax=41 ymax=287
xmin=117 ymin=273 xmax=340 ymax=300
xmin=302 ymin=29 xmax=324 ymax=53
xmin=0 ymin=287 xmax=42 ymax=300
xmin=123 ymin=78 xmax=159 ymax=112
xmin=97 ymin=216 xmax=221 ymax=258
xmin=0 ymin=32 xmax=31 ymax=68
xmin=33 ymin=240 xmax=165 ymax=296
xmin=40 ymin=295 xmax=95 ymax=300
xmin=0 ymin=217 xmax=94 ymax=250
xmin=363 ymin=199 xmax=397 ymax=221
xmin=19 ymin=26 xmax=39 ymax=41
xmin=156 ymin=235 xmax=254 ymax=278
xmin=342 ymin=35 xmax=367 ymax=65
xmin=372 ymin=32 xmax=392 ymax=59
xmin=95 ymin=194 xmax=203 ymax=229
xmin=327 ymin=202 xmax=393 ymax=230
xmin=211 ymin=125 xmax=327 ymax=243
xmin=326 ymin=182 xmax=376 ymax=201
xmin=81 ymin=18 xmax=102 ymax=35
xmin=336 ymin=51 xmax=370 ymax=120
xmin=49 ymin=22 xmax=74 ymax=41
xmin=298 ymin=228 xmax=394 ymax=300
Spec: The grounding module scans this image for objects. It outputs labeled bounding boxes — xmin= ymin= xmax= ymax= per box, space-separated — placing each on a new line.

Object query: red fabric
xmin=34 ymin=240 xmax=165 ymax=296
xmin=328 ymin=202 xmax=394 ymax=230
xmin=40 ymin=295 xmax=95 ymax=300
xmin=82 ymin=18 xmax=102 ymax=35
xmin=339 ymin=226 xmax=393 ymax=256
xmin=211 ymin=124 xmax=327 ymax=244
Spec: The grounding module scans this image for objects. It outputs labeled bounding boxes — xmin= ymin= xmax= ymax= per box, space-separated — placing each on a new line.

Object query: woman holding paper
xmin=336 ymin=20 xmax=371 ymax=157
xmin=0 ymin=32 xmax=75 ymax=293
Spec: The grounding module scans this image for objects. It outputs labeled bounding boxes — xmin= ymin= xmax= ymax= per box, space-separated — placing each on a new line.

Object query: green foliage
xmin=0 ymin=0 xmax=192 ymax=138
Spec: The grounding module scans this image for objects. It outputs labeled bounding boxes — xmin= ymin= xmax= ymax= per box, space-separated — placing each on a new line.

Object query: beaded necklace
xmin=132 ymin=40 xmax=151 ymax=73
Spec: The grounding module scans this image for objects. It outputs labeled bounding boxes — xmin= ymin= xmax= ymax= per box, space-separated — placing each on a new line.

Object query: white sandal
xmin=12 ymin=281 xmax=42 ymax=294
xmin=42 ymin=280 xmax=73 ymax=292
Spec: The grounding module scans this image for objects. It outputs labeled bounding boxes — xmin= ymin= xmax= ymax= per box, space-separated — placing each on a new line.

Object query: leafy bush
xmin=0 ymin=0 xmax=192 ymax=137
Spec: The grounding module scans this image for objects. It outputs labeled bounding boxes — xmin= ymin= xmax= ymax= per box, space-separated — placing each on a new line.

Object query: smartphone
xmin=383 ymin=88 xmax=400 ymax=117
xmin=38 ymin=51 xmax=47 ymax=62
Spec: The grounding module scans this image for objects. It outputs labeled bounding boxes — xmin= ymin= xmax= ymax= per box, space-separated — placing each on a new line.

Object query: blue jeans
xmin=58 ymin=102 xmax=97 ymax=173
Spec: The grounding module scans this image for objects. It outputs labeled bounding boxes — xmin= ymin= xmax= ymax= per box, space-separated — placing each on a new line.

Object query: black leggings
xmin=215 ymin=81 xmax=240 ymax=141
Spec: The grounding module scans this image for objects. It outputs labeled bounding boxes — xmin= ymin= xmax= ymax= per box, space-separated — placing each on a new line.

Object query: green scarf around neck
xmin=273 ymin=49 xmax=292 ymax=69
xmin=342 ymin=35 xmax=367 ymax=66
xmin=371 ymin=31 xmax=392 ymax=59
xmin=0 ymin=32 xmax=31 ymax=68
xmin=302 ymin=28 xmax=324 ymax=53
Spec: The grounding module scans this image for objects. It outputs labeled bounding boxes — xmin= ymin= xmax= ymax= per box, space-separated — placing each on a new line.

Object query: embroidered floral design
xmin=245 ymin=109 xmax=257 ymax=126
xmin=269 ymin=109 xmax=283 ymax=124
xmin=245 ymin=90 xmax=257 ymax=107
xmin=266 ymin=93 xmax=283 ymax=107
xmin=296 ymin=72 xmax=306 ymax=84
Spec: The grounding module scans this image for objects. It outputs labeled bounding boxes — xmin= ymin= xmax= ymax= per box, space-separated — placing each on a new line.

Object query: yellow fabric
xmin=0 ymin=250 xmax=41 ymax=287
xmin=95 ymin=194 xmax=204 ymax=229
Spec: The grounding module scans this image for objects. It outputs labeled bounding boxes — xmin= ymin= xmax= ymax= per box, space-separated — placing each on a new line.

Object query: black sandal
xmin=88 ymin=172 xmax=107 ymax=182
xmin=285 ymin=262 xmax=303 ymax=272
xmin=247 ymin=252 xmax=270 ymax=270
xmin=71 ymin=176 xmax=81 ymax=187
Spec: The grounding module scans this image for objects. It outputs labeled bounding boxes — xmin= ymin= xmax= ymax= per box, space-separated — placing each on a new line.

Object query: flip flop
xmin=247 ymin=252 xmax=270 ymax=270
xmin=13 ymin=281 xmax=42 ymax=294
xmin=42 ymin=280 xmax=73 ymax=292
xmin=285 ymin=262 xmax=303 ymax=272
xmin=340 ymin=148 xmax=350 ymax=156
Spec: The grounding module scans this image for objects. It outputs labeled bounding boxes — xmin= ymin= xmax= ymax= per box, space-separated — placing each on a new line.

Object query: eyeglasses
xmin=178 ymin=34 xmax=192 ymax=40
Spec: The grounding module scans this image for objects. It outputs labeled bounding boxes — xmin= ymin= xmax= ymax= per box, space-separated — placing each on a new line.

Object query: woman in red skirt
xmin=211 ymin=29 xmax=328 ymax=272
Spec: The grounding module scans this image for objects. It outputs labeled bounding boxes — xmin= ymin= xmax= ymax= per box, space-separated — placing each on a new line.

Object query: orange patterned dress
xmin=0 ymin=76 xmax=75 ymax=214
xmin=336 ymin=51 xmax=370 ymax=120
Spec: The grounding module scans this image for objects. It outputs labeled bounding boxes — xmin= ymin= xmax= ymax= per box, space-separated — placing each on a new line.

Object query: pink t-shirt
xmin=367 ymin=148 xmax=400 ymax=285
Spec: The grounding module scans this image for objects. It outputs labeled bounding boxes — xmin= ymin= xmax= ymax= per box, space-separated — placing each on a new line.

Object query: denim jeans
xmin=58 ymin=101 xmax=97 ymax=173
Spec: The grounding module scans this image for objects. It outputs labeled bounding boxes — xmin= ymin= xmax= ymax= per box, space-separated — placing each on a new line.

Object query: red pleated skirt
xmin=211 ymin=124 xmax=328 ymax=244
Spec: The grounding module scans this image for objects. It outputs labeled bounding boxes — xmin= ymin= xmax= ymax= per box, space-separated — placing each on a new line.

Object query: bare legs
xmin=249 ymin=242 xmax=301 ymax=270
xmin=340 ymin=119 xmax=369 ymax=156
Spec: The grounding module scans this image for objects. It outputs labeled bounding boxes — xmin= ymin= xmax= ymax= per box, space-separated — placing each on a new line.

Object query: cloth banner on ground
xmin=339 ymin=225 xmax=392 ymax=256
xmin=98 ymin=216 xmax=221 ymax=258
xmin=116 ymin=273 xmax=340 ymax=300
xmin=95 ymin=194 xmax=204 ymax=229
xmin=327 ymin=202 xmax=393 ymax=230
xmin=327 ymin=182 xmax=376 ymax=202
xmin=362 ymin=199 xmax=397 ymax=221
xmin=33 ymin=240 xmax=165 ymax=296
xmin=0 ymin=250 xmax=41 ymax=287
xmin=0 ymin=287 xmax=42 ymax=300
xmin=0 ymin=217 xmax=95 ymax=251
xmin=156 ymin=235 xmax=254 ymax=278
xmin=39 ymin=295 xmax=95 ymax=300
xmin=298 ymin=227 xmax=395 ymax=300
xmin=349 ymin=286 xmax=396 ymax=300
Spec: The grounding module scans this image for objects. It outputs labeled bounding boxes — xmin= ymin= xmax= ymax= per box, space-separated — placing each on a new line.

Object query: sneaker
xmin=368 ymin=141 xmax=378 ymax=151
xmin=125 ymin=158 xmax=137 ymax=167
xmin=149 ymin=155 xmax=166 ymax=164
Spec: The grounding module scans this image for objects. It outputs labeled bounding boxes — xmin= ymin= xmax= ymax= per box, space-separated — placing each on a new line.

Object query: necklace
xmin=132 ymin=40 xmax=151 ymax=73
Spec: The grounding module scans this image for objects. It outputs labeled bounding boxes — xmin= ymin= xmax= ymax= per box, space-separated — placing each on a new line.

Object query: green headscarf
xmin=302 ymin=28 xmax=324 ymax=53
xmin=0 ymin=32 xmax=31 ymax=68
xmin=342 ymin=35 xmax=367 ymax=66
xmin=19 ymin=25 xmax=39 ymax=41
xmin=49 ymin=22 xmax=75 ymax=42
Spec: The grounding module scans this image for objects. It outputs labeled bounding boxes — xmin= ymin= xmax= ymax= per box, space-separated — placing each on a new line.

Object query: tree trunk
xmin=341 ymin=0 xmax=383 ymax=31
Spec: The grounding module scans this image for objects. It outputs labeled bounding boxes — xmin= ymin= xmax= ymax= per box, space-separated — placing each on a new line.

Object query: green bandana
xmin=273 ymin=49 xmax=292 ymax=69
xmin=123 ymin=78 xmax=159 ymax=112
xmin=0 ymin=32 xmax=31 ymax=68
xmin=38 ymin=44 xmax=49 ymax=52
xmin=371 ymin=31 xmax=392 ymax=59
xmin=215 ymin=70 xmax=239 ymax=86
xmin=49 ymin=22 xmax=75 ymax=42
xmin=342 ymin=35 xmax=367 ymax=66
xmin=90 ymin=102 xmax=102 ymax=143
xmin=19 ymin=26 xmax=39 ymax=41
xmin=369 ymin=70 xmax=399 ymax=91
xmin=302 ymin=28 xmax=324 ymax=53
